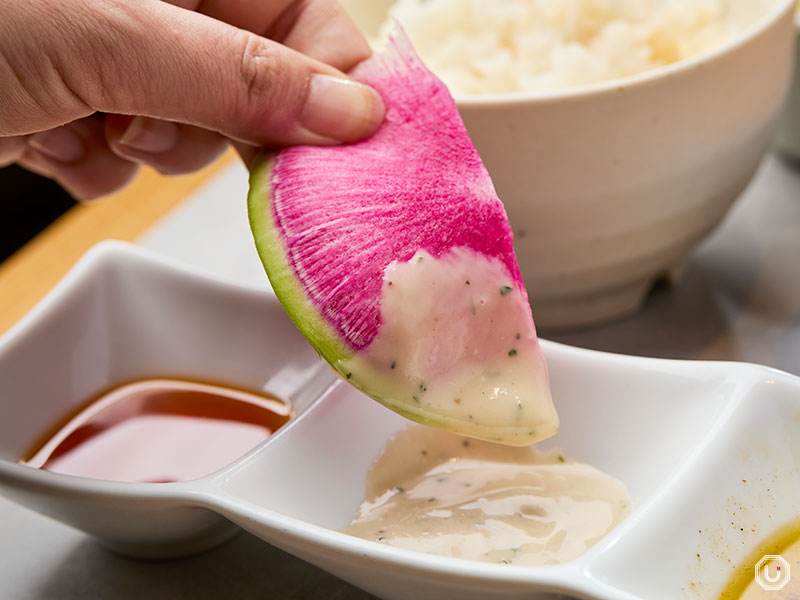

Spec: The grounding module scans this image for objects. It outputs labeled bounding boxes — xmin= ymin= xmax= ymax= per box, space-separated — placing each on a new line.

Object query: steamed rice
xmin=378 ymin=0 xmax=775 ymax=95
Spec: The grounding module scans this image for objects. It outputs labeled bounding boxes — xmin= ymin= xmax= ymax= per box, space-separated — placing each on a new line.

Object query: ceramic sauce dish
xmin=1 ymin=242 xmax=798 ymax=599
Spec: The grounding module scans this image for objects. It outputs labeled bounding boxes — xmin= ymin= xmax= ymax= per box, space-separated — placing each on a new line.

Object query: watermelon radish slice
xmin=248 ymin=32 xmax=557 ymax=445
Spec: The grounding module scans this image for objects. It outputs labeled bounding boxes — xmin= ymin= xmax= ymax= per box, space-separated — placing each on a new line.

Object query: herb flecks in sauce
xmin=339 ymin=248 xmax=556 ymax=446
xmin=344 ymin=426 xmax=631 ymax=566
xmin=718 ymin=518 xmax=800 ymax=599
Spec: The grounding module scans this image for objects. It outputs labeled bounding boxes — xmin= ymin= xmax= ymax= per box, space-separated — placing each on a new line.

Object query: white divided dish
xmin=0 ymin=242 xmax=798 ymax=599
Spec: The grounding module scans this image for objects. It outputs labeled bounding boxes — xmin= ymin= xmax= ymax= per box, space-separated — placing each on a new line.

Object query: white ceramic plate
xmin=0 ymin=242 xmax=798 ymax=599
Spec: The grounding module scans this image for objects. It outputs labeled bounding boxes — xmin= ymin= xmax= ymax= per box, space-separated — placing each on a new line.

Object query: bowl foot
xmin=532 ymin=275 xmax=665 ymax=332
xmin=99 ymin=521 xmax=240 ymax=560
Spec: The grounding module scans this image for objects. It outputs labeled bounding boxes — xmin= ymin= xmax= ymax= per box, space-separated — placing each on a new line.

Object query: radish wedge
xmin=248 ymin=32 xmax=557 ymax=445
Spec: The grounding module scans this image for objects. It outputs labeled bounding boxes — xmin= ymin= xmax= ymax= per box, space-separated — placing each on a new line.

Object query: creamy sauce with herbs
xmin=344 ymin=426 xmax=631 ymax=565
xmin=339 ymin=248 xmax=557 ymax=446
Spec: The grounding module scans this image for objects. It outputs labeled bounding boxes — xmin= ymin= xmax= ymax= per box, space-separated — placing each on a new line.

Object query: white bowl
xmin=1 ymin=242 xmax=799 ymax=599
xmin=342 ymin=0 xmax=798 ymax=329
xmin=776 ymin=13 xmax=800 ymax=158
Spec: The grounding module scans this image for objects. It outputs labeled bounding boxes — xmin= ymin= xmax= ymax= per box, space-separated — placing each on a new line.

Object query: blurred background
xmin=0 ymin=167 xmax=75 ymax=264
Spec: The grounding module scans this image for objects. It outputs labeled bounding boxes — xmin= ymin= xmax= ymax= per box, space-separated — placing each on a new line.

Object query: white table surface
xmin=1 ymin=151 xmax=798 ymax=599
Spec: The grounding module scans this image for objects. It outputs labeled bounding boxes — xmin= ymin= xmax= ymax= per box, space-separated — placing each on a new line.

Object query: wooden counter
xmin=0 ymin=151 xmax=236 ymax=334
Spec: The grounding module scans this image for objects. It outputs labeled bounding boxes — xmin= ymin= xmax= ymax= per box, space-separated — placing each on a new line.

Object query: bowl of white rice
xmin=342 ymin=0 xmax=797 ymax=329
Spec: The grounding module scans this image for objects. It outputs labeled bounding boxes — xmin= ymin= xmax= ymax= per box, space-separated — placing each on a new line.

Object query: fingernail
xmin=300 ymin=74 xmax=385 ymax=143
xmin=118 ymin=116 xmax=179 ymax=154
xmin=28 ymin=127 xmax=85 ymax=164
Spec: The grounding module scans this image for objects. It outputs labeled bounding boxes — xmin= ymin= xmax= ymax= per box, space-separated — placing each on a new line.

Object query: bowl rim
xmin=452 ymin=0 xmax=795 ymax=107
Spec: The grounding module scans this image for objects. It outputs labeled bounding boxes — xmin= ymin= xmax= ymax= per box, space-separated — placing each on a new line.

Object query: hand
xmin=0 ymin=0 xmax=384 ymax=199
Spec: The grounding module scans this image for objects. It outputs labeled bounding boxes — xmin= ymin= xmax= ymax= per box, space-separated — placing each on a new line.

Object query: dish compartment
xmin=0 ymin=242 xmax=337 ymax=557
xmin=214 ymin=343 xmax=738 ymax=533
xmin=586 ymin=370 xmax=800 ymax=599
xmin=2 ymin=241 xmax=799 ymax=599
xmin=202 ymin=344 xmax=793 ymax=600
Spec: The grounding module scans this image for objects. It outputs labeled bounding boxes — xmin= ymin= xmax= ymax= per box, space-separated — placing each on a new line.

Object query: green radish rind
xmin=248 ymin=152 xmax=351 ymax=366
xmin=248 ymin=154 xmax=422 ymax=417
xmin=248 ymin=152 xmax=515 ymax=436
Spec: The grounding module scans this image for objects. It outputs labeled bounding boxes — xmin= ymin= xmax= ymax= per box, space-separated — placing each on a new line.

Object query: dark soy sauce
xmin=22 ymin=379 xmax=291 ymax=483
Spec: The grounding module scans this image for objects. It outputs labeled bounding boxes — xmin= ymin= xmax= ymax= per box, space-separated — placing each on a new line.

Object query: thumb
xmin=2 ymin=0 xmax=384 ymax=146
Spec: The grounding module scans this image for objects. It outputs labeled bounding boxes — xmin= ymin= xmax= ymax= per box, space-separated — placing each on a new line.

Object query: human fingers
xmin=1 ymin=0 xmax=384 ymax=146
xmin=182 ymin=0 xmax=372 ymax=71
xmin=0 ymin=136 xmax=26 ymax=167
xmin=104 ymin=115 xmax=229 ymax=175
xmin=194 ymin=0 xmax=375 ymax=166
xmin=267 ymin=0 xmax=372 ymax=70
xmin=18 ymin=116 xmax=139 ymax=200
xmin=104 ymin=0 xmax=373 ymax=174
xmin=18 ymin=113 xmax=227 ymax=198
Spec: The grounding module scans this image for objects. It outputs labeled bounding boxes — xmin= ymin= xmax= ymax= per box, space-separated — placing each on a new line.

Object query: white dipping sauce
xmin=344 ymin=426 xmax=631 ymax=565
xmin=340 ymin=248 xmax=557 ymax=446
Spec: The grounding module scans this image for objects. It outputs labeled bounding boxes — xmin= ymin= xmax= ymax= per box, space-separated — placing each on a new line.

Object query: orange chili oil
xmin=22 ymin=379 xmax=290 ymax=483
